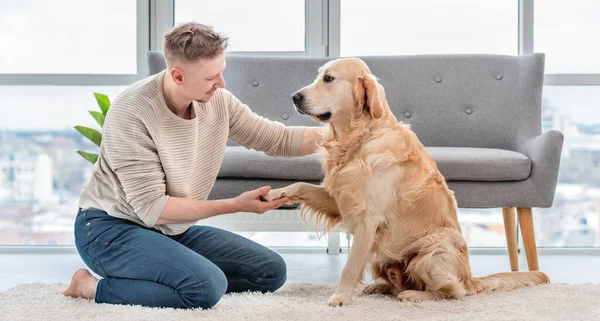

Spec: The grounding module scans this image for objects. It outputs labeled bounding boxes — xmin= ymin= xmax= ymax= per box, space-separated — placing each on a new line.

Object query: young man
xmin=62 ymin=22 xmax=322 ymax=309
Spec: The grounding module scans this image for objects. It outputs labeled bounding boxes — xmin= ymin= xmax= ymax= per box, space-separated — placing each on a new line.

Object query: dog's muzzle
xmin=292 ymin=92 xmax=304 ymax=107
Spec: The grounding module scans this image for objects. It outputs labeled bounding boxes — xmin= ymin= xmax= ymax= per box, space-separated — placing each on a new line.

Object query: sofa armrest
xmin=516 ymin=130 xmax=564 ymax=207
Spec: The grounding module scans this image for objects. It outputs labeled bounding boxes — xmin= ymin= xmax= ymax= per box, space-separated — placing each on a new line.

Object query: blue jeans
xmin=73 ymin=208 xmax=287 ymax=309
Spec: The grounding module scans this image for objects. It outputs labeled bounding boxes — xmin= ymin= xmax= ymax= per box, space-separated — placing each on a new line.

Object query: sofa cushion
xmin=218 ymin=146 xmax=531 ymax=182
xmin=428 ymin=147 xmax=531 ymax=181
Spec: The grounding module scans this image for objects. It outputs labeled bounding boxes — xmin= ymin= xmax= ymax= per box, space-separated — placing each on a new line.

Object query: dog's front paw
xmin=260 ymin=188 xmax=288 ymax=202
xmin=327 ymin=292 xmax=353 ymax=307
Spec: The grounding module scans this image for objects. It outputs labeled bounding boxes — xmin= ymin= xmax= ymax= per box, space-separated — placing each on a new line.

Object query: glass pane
xmin=535 ymin=1 xmax=600 ymax=74
xmin=0 ymin=86 xmax=127 ymax=245
xmin=174 ymin=0 xmax=305 ymax=52
xmin=457 ymin=209 xmax=508 ymax=247
xmin=340 ymin=0 xmax=518 ymax=56
xmin=0 ymin=0 xmax=137 ymax=75
xmin=538 ymin=86 xmax=600 ymax=247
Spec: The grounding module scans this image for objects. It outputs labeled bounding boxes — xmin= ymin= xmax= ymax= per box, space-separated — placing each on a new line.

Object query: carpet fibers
xmin=1 ymin=282 xmax=599 ymax=320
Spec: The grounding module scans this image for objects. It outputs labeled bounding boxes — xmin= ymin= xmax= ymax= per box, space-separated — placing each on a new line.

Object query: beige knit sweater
xmin=78 ymin=70 xmax=306 ymax=235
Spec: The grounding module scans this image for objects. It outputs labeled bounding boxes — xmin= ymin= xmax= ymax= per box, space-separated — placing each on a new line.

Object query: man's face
xmin=171 ymin=53 xmax=226 ymax=103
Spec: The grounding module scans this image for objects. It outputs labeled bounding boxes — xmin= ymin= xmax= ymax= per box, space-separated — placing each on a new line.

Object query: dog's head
xmin=292 ymin=58 xmax=388 ymax=127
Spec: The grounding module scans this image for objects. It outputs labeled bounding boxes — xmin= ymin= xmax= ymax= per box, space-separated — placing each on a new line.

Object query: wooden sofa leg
xmin=502 ymin=207 xmax=519 ymax=271
xmin=517 ymin=207 xmax=539 ymax=271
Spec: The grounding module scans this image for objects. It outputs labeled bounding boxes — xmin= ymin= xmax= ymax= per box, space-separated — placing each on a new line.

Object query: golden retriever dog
xmin=262 ymin=57 xmax=550 ymax=307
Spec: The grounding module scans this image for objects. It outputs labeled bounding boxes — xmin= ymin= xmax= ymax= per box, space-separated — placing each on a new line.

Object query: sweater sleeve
xmin=226 ymin=90 xmax=306 ymax=157
xmin=101 ymin=102 xmax=169 ymax=228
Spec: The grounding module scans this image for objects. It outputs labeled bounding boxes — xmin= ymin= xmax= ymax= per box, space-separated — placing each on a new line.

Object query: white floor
xmin=1 ymin=251 xmax=600 ymax=291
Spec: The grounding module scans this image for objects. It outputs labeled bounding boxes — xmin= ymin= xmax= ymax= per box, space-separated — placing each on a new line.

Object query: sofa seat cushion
xmin=218 ymin=146 xmax=531 ymax=182
xmin=427 ymin=147 xmax=531 ymax=181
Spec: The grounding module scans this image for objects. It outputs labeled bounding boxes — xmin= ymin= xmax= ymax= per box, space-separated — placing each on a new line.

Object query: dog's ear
xmin=354 ymin=74 xmax=385 ymax=119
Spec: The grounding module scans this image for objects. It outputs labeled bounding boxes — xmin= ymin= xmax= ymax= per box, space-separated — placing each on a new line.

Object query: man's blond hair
xmin=163 ymin=22 xmax=228 ymax=66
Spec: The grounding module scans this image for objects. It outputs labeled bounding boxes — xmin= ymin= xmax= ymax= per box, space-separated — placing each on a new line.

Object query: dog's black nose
xmin=292 ymin=92 xmax=304 ymax=106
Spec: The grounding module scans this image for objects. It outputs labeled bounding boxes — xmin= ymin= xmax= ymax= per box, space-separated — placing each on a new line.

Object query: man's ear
xmin=354 ymin=74 xmax=384 ymax=119
xmin=171 ymin=68 xmax=184 ymax=84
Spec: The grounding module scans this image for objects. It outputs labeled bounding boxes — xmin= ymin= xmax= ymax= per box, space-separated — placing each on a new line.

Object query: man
xmin=62 ymin=22 xmax=321 ymax=309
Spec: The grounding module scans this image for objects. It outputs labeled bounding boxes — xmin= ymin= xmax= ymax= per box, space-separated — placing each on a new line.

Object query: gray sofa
xmin=147 ymin=51 xmax=563 ymax=272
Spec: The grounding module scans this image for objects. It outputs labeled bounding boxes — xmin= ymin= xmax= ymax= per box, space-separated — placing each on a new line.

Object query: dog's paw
xmin=327 ymin=292 xmax=352 ymax=307
xmin=397 ymin=290 xmax=435 ymax=302
xmin=362 ymin=282 xmax=393 ymax=295
xmin=260 ymin=188 xmax=288 ymax=202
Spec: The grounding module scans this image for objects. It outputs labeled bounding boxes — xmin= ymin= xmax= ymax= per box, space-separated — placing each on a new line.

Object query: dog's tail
xmin=466 ymin=271 xmax=550 ymax=295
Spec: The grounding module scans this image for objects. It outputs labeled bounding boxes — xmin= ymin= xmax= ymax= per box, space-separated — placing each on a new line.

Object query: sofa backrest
xmin=147 ymin=52 xmax=545 ymax=150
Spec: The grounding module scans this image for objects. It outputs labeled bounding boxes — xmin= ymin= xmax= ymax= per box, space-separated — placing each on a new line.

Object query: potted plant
xmin=74 ymin=93 xmax=110 ymax=164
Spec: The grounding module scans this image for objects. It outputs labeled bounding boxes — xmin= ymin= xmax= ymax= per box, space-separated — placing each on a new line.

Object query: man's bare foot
xmin=62 ymin=268 xmax=99 ymax=300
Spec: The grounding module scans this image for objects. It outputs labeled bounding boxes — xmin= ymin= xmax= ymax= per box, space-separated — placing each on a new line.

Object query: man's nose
xmin=217 ymin=74 xmax=226 ymax=88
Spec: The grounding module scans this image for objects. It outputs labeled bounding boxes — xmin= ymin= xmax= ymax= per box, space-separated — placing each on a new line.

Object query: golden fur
xmin=263 ymin=58 xmax=550 ymax=306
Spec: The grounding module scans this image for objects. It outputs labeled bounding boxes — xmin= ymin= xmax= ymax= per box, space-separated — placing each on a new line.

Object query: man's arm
xmin=226 ymin=90 xmax=321 ymax=157
xmin=155 ymin=197 xmax=237 ymax=225
xmin=156 ymin=186 xmax=290 ymax=225
xmin=104 ymin=102 xmax=288 ymax=227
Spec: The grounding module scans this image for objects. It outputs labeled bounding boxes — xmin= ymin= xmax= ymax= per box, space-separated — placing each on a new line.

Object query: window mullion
xmin=137 ymin=0 xmax=151 ymax=80
xmin=327 ymin=0 xmax=340 ymax=57
xmin=305 ymin=0 xmax=327 ymax=57
xmin=518 ymin=0 xmax=534 ymax=55
xmin=150 ymin=0 xmax=174 ymax=52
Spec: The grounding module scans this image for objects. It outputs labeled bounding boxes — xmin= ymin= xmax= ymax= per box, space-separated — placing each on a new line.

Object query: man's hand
xmin=231 ymin=186 xmax=290 ymax=214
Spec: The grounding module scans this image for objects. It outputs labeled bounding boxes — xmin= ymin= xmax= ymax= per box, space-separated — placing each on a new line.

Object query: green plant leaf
xmin=77 ymin=151 xmax=98 ymax=164
xmin=94 ymin=92 xmax=110 ymax=116
xmin=74 ymin=125 xmax=102 ymax=147
xmin=89 ymin=110 xmax=105 ymax=127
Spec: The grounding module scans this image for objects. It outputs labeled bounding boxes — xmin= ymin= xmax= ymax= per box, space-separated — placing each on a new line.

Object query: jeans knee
xmin=200 ymin=276 xmax=227 ymax=309
xmin=180 ymin=268 xmax=227 ymax=309
xmin=262 ymin=252 xmax=287 ymax=292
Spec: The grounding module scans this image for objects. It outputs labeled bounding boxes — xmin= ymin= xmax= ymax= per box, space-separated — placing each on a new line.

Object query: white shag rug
xmin=2 ymin=282 xmax=600 ymax=321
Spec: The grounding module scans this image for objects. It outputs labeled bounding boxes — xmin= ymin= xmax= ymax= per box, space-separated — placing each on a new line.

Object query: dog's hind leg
xmin=401 ymin=234 xmax=469 ymax=301
xmin=364 ymin=261 xmax=411 ymax=296
xmin=362 ymin=280 xmax=396 ymax=295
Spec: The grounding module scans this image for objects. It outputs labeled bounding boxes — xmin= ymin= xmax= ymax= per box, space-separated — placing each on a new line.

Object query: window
xmin=3 ymin=1 xmax=599 ymax=251
xmin=534 ymin=1 xmax=600 ymax=74
xmin=536 ymin=86 xmax=600 ymax=247
xmin=0 ymin=86 xmax=126 ymax=245
xmin=0 ymin=0 xmax=145 ymax=245
xmin=174 ymin=0 xmax=306 ymax=52
xmin=339 ymin=0 xmax=518 ymax=56
xmin=0 ymin=0 xmax=137 ymax=75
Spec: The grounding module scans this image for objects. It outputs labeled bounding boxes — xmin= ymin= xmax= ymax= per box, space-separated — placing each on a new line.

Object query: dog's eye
xmin=323 ymin=75 xmax=334 ymax=83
